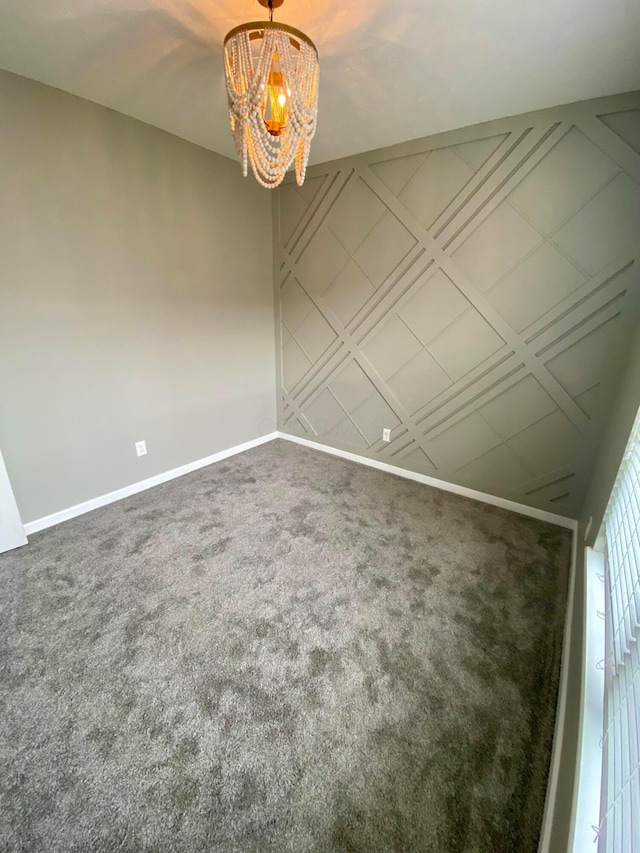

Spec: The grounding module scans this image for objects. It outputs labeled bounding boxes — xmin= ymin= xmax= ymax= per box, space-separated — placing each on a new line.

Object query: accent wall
xmin=273 ymin=92 xmax=640 ymax=518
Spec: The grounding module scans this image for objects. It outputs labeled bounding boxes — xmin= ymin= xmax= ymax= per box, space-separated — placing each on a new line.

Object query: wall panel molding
xmin=274 ymin=93 xmax=640 ymax=518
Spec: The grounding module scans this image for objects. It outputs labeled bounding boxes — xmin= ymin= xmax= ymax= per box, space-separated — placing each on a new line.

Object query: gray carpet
xmin=0 ymin=439 xmax=571 ymax=853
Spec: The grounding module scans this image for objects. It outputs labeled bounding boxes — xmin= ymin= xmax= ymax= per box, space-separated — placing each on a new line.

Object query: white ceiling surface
xmin=0 ymin=0 xmax=639 ymax=166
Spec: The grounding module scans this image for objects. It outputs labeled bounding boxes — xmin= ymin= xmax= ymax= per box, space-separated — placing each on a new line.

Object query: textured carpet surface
xmin=0 ymin=440 xmax=571 ymax=853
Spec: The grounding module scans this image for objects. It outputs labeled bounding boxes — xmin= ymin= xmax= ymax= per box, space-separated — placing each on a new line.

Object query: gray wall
xmin=274 ymin=92 xmax=640 ymax=519
xmin=580 ymin=322 xmax=640 ymax=544
xmin=0 ymin=70 xmax=275 ymax=525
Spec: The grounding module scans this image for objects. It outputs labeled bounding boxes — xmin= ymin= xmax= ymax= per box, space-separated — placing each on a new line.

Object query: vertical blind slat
xmin=610 ymin=514 xmax=625 ymax=668
xmin=619 ymin=477 xmax=636 ymax=642
xmin=622 ymin=474 xmax=639 ymax=628
xmin=600 ymin=409 xmax=640 ymax=852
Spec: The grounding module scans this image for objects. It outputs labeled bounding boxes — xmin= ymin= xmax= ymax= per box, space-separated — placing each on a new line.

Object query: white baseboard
xmin=25 ymin=428 xmax=578 ymax=536
xmin=24 ymin=432 xmax=279 ymax=536
xmin=277 ymin=431 xmax=578 ymax=531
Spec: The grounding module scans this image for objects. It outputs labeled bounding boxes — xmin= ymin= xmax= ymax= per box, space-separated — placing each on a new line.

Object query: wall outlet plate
xmin=382 ymin=428 xmax=391 ymax=442
xmin=135 ymin=440 xmax=147 ymax=457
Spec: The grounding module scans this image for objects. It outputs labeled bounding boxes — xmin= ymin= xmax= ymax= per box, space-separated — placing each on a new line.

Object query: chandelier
xmin=223 ymin=0 xmax=319 ymax=188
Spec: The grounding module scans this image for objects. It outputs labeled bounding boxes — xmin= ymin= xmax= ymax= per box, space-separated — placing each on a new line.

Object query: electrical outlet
xmin=135 ymin=440 xmax=147 ymax=457
xmin=382 ymin=428 xmax=391 ymax=442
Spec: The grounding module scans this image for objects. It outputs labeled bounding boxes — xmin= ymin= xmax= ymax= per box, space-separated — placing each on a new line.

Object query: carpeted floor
xmin=0 ymin=439 xmax=571 ymax=853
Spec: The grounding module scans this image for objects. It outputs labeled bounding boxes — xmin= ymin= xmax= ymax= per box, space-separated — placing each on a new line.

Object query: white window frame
xmin=572 ymin=407 xmax=640 ymax=852
xmin=571 ymin=546 xmax=606 ymax=851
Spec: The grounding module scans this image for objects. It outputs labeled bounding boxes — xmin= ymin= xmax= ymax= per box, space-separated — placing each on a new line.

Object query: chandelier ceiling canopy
xmin=223 ymin=0 xmax=319 ymax=189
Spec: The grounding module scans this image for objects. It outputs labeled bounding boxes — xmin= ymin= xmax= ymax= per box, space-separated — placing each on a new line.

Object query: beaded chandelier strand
xmin=223 ymin=2 xmax=319 ymax=188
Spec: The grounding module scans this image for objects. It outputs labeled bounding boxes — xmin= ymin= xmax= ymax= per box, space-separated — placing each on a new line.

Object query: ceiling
xmin=0 ymin=0 xmax=639 ymax=166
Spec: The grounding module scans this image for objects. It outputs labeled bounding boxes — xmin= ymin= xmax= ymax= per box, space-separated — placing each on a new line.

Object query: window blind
xmin=598 ymin=414 xmax=640 ymax=852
